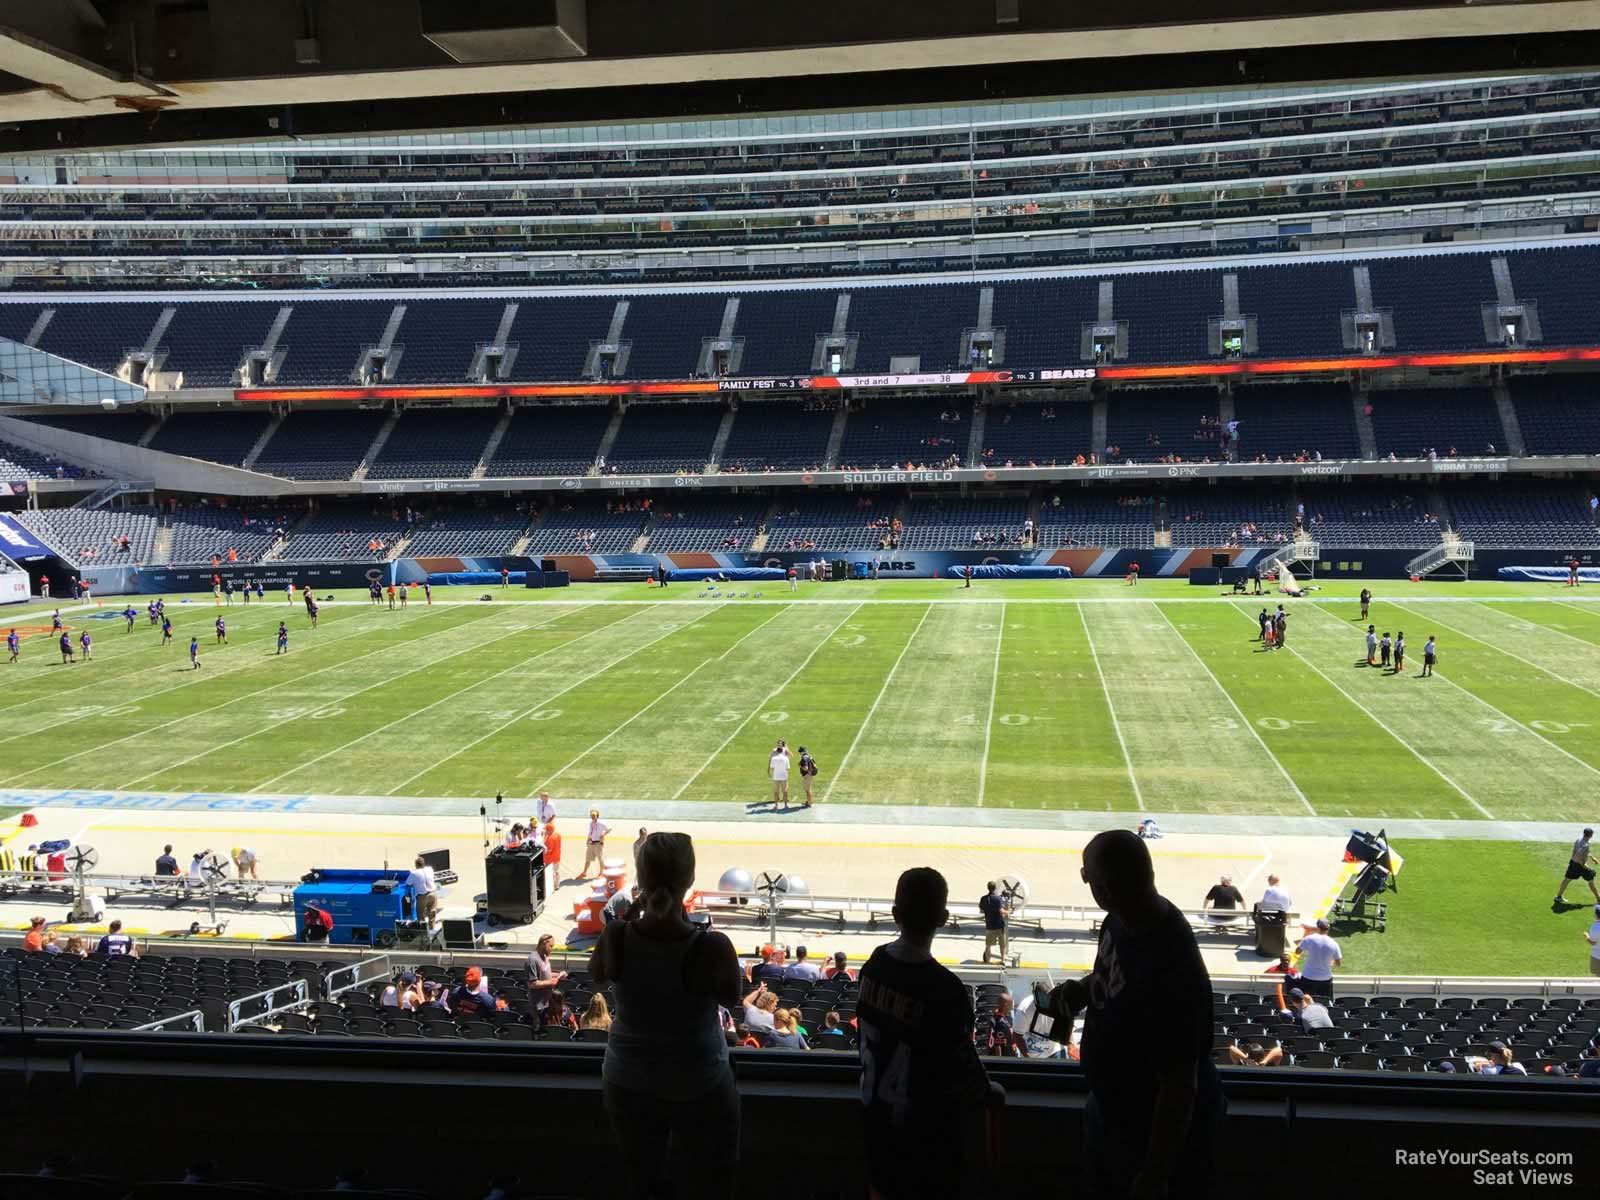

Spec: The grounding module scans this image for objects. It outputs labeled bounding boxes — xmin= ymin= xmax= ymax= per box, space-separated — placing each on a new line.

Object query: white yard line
xmin=1152 ymin=603 xmax=1316 ymax=815
xmin=1242 ymin=603 xmax=1496 ymax=818
xmin=1077 ymin=602 xmax=1145 ymax=811
xmin=1389 ymin=601 xmax=1600 ymax=701
xmin=975 ymin=601 xmax=1006 ymax=809
xmin=822 ymin=604 xmax=935 ymax=804
xmin=385 ymin=606 xmax=722 ymax=795
xmin=120 ymin=605 xmax=601 ymax=791
xmin=0 ymin=607 xmax=400 ymax=745
xmin=246 ymin=605 xmax=620 ymax=794
xmin=534 ymin=604 xmax=793 ymax=792
xmin=1 ymin=604 xmax=527 ymax=787
xmin=670 ymin=603 xmax=863 ymax=800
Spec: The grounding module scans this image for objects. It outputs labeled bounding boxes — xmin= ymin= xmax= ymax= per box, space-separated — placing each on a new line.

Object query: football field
xmin=3 ymin=577 xmax=1600 ymax=825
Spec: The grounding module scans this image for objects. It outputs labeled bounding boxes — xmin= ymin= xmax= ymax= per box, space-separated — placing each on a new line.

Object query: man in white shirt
xmin=784 ymin=945 xmax=821 ymax=983
xmin=1259 ymin=875 xmax=1293 ymax=914
xmin=536 ymin=791 xmax=556 ymax=829
xmin=406 ymin=855 xmax=439 ymax=925
xmin=769 ymin=742 xmax=791 ymax=809
xmin=380 ymin=970 xmax=423 ymax=1011
xmin=1555 ymin=827 xmax=1599 ymax=906
xmin=1296 ymin=918 xmax=1342 ymax=999
xmin=1586 ymin=904 xmax=1600 ymax=978
xmin=581 ymin=809 xmax=610 ymax=878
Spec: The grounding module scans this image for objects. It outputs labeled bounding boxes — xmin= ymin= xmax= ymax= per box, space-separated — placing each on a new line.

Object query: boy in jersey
xmin=161 ymin=616 xmax=174 ymax=645
xmin=387 ymin=583 xmax=396 ymax=610
xmin=1257 ymin=608 xmax=1269 ymax=641
xmin=215 ymin=616 xmax=228 ymax=645
xmin=1359 ymin=587 xmax=1372 ymax=620
xmin=51 ymin=609 xmax=62 ymax=633
xmin=276 ymin=622 xmax=289 ymax=655
xmin=6 ymin=628 xmax=18 ymax=663
xmin=124 ymin=606 xmax=137 ymax=632
xmin=189 ymin=636 xmax=201 ymax=669
xmin=223 ymin=579 xmax=234 ymax=605
xmin=255 ymin=579 xmax=265 ymax=602
xmin=1421 ymin=635 xmax=1437 ymax=677
xmin=857 ymin=867 xmax=1000 ymax=1199
xmin=398 ymin=582 xmax=408 ymax=608
xmin=78 ymin=629 xmax=91 ymax=661
xmin=1379 ymin=632 xmax=1392 ymax=669
xmin=286 ymin=580 xmax=294 ymax=604
xmin=1393 ymin=630 xmax=1406 ymax=673
xmin=423 ymin=580 xmax=432 ymax=606
xmin=307 ymin=597 xmax=319 ymax=628
xmin=147 ymin=601 xmax=158 ymax=626
xmin=1365 ymin=624 xmax=1377 ymax=666
xmin=242 ymin=579 xmax=252 ymax=605
xmin=59 ymin=631 xmax=74 ymax=664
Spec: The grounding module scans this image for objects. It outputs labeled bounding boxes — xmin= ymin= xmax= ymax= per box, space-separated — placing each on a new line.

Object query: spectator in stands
xmin=785 ymin=945 xmax=821 ymax=983
xmin=824 ymin=950 xmax=855 ymax=981
xmin=590 ymin=831 xmax=743 ymax=1200
xmin=858 ymin=866 xmax=1001 ymax=1199
xmin=1227 ymin=1041 xmax=1284 ymax=1067
xmin=1281 ymin=988 xmax=1334 ymax=1031
xmin=62 ymin=936 xmax=89 ymax=958
xmin=381 ymin=971 xmax=423 ymax=1011
xmin=1577 ymin=1044 xmax=1600 ymax=1079
xmin=750 ymin=945 xmax=789 ymax=987
xmin=450 ymin=966 xmax=506 ymax=1016
xmin=22 ymin=915 xmax=47 ymax=952
xmin=1467 ymin=1042 xmax=1527 ymax=1076
xmin=580 ymin=994 xmax=612 ymax=1033
xmin=96 ymin=919 xmax=136 ymax=957
xmin=546 ymin=989 xmax=579 ymax=1034
xmin=742 ymin=983 xmax=779 ymax=1034
xmin=526 ymin=932 xmax=568 ymax=1024
xmin=988 ymin=992 xmax=1023 ymax=1057
xmin=1035 ymin=830 xmax=1222 ymax=1200
xmin=1260 ymin=874 xmax=1292 ymax=913
xmin=1297 ymin=919 xmax=1343 ymax=999
xmin=768 ymin=1008 xmax=807 ymax=1049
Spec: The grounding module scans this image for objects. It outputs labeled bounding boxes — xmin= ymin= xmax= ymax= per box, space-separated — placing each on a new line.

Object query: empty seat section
xmin=148 ymin=411 xmax=271 ymax=466
xmin=526 ymin=502 xmax=647 ymax=554
xmin=980 ymin=399 xmax=1093 ymax=466
xmin=486 ymin=405 xmax=608 ymax=477
xmin=1299 ymin=485 xmax=1442 ymax=547
xmin=899 ymin=496 xmax=1032 ymax=549
xmin=14 ymin=506 xmax=158 ymax=562
xmin=1165 ymin=486 xmax=1294 ymax=546
xmin=1507 ymin=375 xmax=1600 ymax=456
xmin=734 ymin=290 xmax=843 ymax=375
xmin=991 ymin=277 xmax=1099 ymax=366
xmin=1367 ymin=388 xmax=1503 ymax=458
xmin=847 ymin=283 xmax=977 ymax=373
xmin=27 ymin=412 xmax=153 ymax=445
xmin=34 ymin=302 xmax=166 ymax=374
xmin=253 ymin=409 xmax=387 ymax=480
xmin=1238 ymin=261 xmax=1350 ymax=358
xmin=504 ymin=296 xmax=620 ymax=381
xmin=1113 ymin=270 xmax=1217 ymax=363
xmin=619 ymin=294 xmax=729 ymax=379
xmin=166 ymin=504 xmax=291 ymax=564
xmin=406 ymin=506 xmax=535 ymax=557
xmin=645 ymin=499 xmax=768 ymax=551
xmin=1505 ymin=244 xmax=1600 ymax=347
xmin=719 ymin=399 xmax=834 ymax=471
xmin=1366 ymin=253 xmax=1494 ymax=351
xmin=394 ymin=299 xmax=508 ymax=384
xmin=0 ymin=438 xmax=97 ymax=480
xmin=606 ymin=402 xmax=723 ymax=473
xmin=1036 ymin=492 xmax=1156 ymax=547
xmin=274 ymin=300 xmax=395 ymax=386
xmin=1104 ymin=388 xmax=1220 ymax=461
xmin=1232 ymin=383 xmax=1360 ymax=460
xmin=278 ymin=504 xmax=412 ymax=561
xmin=1444 ymin=485 xmax=1599 ymax=546
xmin=765 ymin=495 xmax=896 ymax=551
xmin=368 ymin=407 xmax=499 ymax=479
xmin=161 ymin=301 xmax=279 ymax=386
xmin=837 ymin=397 xmax=969 ymax=470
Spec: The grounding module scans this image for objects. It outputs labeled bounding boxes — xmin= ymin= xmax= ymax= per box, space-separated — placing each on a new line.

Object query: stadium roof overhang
xmin=2 ymin=0 xmax=1600 ymax=152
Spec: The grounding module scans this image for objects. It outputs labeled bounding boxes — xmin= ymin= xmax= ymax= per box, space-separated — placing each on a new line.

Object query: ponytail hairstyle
xmin=634 ymin=831 xmax=695 ymax=921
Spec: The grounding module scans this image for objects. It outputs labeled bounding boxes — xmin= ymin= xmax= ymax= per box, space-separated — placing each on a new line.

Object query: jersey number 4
xmin=858 ymin=1020 xmax=913 ymax=1126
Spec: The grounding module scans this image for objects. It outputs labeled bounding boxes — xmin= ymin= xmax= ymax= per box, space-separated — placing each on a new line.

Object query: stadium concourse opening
xmin=4 ymin=32 xmax=1600 ymax=1199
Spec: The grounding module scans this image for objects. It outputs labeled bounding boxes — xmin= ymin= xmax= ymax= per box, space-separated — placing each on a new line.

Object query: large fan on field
xmin=66 ymin=843 xmax=104 ymax=923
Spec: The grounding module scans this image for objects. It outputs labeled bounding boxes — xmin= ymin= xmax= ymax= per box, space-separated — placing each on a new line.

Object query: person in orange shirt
xmin=22 ymin=915 xmax=47 ymax=952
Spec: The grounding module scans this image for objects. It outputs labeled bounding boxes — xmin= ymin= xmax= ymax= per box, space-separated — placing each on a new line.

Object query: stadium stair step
xmin=150 ymin=526 xmax=174 ymax=565
xmin=1154 ymin=528 xmax=1173 ymax=548
xmin=352 ymin=409 xmax=401 ymax=481
xmin=631 ymin=512 xmax=657 ymax=554
xmin=137 ymin=416 xmax=161 ymax=448
xmin=749 ymin=498 xmax=780 ymax=553
xmin=241 ymin=413 xmax=285 ymax=471
xmin=966 ymin=401 xmax=988 ymax=467
xmin=707 ymin=404 xmax=737 ymax=473
xmin=472 ymin=406 xmax=514 ymax=480
xmin=263 ymin=510 xmax=312 ymax=562
xmin=593 ymin=404 xmax=626 ymax=476
xmin=1352 ymin=389 xmax=1378 ymax=459
xmin=823 ymin=404 xmax=849 ymax=468
xmin=1492 ymin=381 xmax=1526 ymax=456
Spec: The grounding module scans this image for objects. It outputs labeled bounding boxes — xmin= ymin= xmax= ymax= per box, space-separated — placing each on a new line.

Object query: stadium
xmin=1 ymin=3 xmax=1599 ymax=1198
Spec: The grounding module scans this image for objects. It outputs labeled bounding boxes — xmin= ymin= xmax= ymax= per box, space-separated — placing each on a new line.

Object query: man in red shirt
xmin=301 ymin=904 xmax=334 ymax=943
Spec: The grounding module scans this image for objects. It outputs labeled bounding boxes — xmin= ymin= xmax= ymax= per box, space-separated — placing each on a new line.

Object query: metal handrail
xmin=226 ymin=979 xmax=308 ymax=1030
xmin=325 ymin=955 xmax=391 ymax=1000
xmin=132 ymin=1009 xmax=204 ymax=1032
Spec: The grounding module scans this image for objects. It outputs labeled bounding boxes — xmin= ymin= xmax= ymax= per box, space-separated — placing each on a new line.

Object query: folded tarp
xmin=426 ymin=571 xmax=525 ymax=586
xmin=675 ymin=568 xmax=786 ymax=582
xmin=1496 ymin=566 xmax=1600 ymax=583
xmin=943 ymin=565 xmax=1073 ymax=580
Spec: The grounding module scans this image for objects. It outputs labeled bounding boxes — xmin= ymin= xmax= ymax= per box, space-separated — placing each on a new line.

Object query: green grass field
xmin=2 ymin=579 xmax=1599 ymax=818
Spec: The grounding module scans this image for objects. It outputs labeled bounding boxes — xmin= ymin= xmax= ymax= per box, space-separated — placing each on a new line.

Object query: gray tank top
xmin=601 ymin=922 xmax=730 ymax=1100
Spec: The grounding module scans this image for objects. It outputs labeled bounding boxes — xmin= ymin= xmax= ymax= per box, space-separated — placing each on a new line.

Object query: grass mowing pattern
xmin=2 ymin=584 xmax=1599 ymax=819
